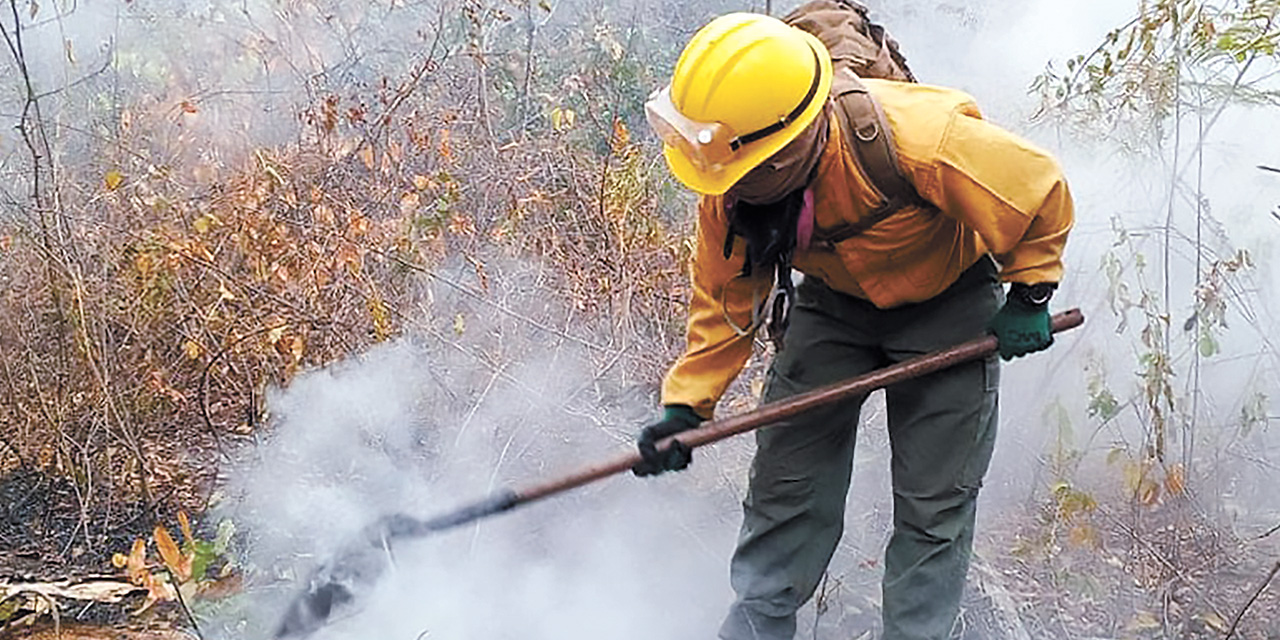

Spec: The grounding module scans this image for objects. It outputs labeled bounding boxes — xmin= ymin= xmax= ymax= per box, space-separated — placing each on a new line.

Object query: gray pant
xmin=719 ymin=258 xmax=1003 ymax=640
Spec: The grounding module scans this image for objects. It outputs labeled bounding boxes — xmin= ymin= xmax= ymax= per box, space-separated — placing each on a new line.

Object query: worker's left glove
xmin=988 ymin=283 xmax=1056 ymax=360
xmin=632 ymin=405 xmax=704 ymax=477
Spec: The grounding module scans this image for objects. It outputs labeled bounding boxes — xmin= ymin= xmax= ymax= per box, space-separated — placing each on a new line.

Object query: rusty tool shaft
xmin=402 ymin=308 xmax=1085 ymax=536
xmin=277 ymin=309 xmax=1085 ymax=639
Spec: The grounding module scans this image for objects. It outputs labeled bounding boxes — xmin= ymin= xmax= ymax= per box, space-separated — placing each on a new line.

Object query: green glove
xmin=989 ymin=283 xmax=1056 ymax=360
xmin=632 ymin=405 xmax=704 ymax=477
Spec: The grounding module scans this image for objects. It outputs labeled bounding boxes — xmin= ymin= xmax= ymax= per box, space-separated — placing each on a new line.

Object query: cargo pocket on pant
xmin=957 ymin=356 xmax=1000 ymax=491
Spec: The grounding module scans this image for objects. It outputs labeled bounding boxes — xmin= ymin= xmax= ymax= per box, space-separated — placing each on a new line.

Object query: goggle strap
xmin=728 ymin=44 xmax=824 ymax=152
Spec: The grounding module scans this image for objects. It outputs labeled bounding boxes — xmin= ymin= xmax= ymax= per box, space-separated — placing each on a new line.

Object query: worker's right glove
xmin=632 ymin=405 xmax=704 ymax=477
xmin=988 ymin=283 xmax=1056 ymax=360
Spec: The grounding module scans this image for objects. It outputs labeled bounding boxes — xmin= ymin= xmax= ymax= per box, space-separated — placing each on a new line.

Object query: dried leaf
xmin=154 ymin=525 xmax=191 ymax=582
xmin=348 ymin=213 xmax=369 ymax=237
xmin=448 ymin=214 xmax=475 ymax=235
xmin=288 ymin=335 xmax=305 ymax=360
xmin=180 ymin=100 xmax=199 ymax=114
xmin=358 ymin=145 xmax=375 ymax=170
xmin=412 ymin=174 xmax=432 ymax=190
xmin=111 ymin=553 xmax=128 ymax=569
xmin=400 ymin=191 xmax=421 ymax=216
xmin=125 ymin=539 xmax=148 ymax=585
xmin=178 ymin=511 xmax=194 ymax=547
xmin=1139 ymin=479 xmax=1161 ymax=505
xmin=196 ymin=573 xmax=243 ymax=600
xmin=611 ymin=117 xmax=630 ymax=153
xmin=64 ymin=38 xmax=76 ymax=64
xmin=438 ymin=129 xmax=454 ymax=162
xmin=182 ymin=340 xmax=202 ymax=360
xmin=1165 ymin=463 xmax=1186 ymax=495
xmin=105 ymin=170 xmax=125 ymax=191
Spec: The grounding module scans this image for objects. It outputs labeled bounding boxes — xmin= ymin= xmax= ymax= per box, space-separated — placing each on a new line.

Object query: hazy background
xmin=3 ymin=0 xmax=1278 ymax=638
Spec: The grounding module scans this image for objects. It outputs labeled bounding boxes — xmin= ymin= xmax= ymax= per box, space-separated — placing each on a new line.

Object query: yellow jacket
xmin=662 ymin=79 xmax=1075 ymax=418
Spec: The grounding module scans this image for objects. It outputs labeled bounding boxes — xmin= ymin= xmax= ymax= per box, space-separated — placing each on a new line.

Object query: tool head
xmin=273 ymin=521 xmax=399 ymax=638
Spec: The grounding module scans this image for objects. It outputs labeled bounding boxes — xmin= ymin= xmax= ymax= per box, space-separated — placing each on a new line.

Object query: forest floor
xmin=3 ymin=466 xmax=1279 ymax=639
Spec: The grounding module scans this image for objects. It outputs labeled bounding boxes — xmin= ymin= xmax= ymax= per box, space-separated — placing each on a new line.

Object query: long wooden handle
xmin=387 ymin=309 xmax=1085 ymax=539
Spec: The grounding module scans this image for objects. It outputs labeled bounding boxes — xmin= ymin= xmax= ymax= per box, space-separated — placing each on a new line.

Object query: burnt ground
xmin=0 ymin=467 xmax=159 ymax=580
xmin=3 ymin=463 xmax=1279 ymax=639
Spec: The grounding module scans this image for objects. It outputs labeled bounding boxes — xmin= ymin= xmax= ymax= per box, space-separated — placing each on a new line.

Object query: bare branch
xmin=1224 ymin=559 xmax=1280 ymax=639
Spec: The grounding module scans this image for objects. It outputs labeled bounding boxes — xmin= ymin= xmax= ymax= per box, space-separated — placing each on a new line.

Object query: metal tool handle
xmin=392 ymin=308 xmax=1085 ymax=538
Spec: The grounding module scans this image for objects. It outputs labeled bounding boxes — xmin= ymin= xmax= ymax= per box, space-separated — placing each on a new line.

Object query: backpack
xmin=725 ymin=1 xmax=924 ymax=348
xmin=782 ymin=0 xmax=927 ymax=244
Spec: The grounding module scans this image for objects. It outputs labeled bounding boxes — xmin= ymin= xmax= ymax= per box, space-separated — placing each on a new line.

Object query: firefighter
xmin=633 ymin=12 xmax=1073 ymax=640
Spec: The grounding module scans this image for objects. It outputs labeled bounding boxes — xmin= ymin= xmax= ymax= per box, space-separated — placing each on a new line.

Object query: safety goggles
xmin=644 ymin=45 xmax=823 ymax=174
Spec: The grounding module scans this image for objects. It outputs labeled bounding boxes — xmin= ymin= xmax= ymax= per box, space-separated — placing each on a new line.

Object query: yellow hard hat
xmin=646 ymin=13 xmax=833 ymax=195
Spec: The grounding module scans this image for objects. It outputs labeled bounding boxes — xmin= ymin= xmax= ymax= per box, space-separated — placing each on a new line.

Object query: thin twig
xmin=1224 ymin=559 xmax=1280 ymax=639
xmin=1255 ymin=521 xmax=1280 ymax=541
xmin=165 ymin=568 xmax=205 ymax=640
xmin=1260 ymin=165 xmax=1280 ymax=174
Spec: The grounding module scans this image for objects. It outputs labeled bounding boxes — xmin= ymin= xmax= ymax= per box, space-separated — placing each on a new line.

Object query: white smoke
xmin=201 ymin=1 xmax=1280 ymax=638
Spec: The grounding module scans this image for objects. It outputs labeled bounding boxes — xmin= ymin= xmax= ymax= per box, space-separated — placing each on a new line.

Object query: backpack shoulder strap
xmin=819 ymin=69 xmax=928 ymax=245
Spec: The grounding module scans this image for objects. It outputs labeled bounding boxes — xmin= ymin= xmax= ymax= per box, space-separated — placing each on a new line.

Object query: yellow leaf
xmin=182 ymin=340 xmax=202 ymax=360
xmin=1128 ymin=610 xmax=1160 ymax=631
xmin=105 ymin=170 xmax=125 ymax=191
xmin=193 ymin=215 xmax=214 ymax=233
xmin=1200 ymin=611 xmax=1228 ymax=632
xmin=289 ymin=335 xmax=305 ymax=360
xmin=266 ymin=324 xmax=286 ymax=345
xmin=218 ymin=282 xmax=236 ymax=302
xmin=1068 ymin=524 xmax=1099 ymax=548
xmin=111 ymin=553 xmax=128 ymax=569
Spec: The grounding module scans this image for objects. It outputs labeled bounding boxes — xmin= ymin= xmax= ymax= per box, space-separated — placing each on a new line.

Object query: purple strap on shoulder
xmin=796 ymin=189 xmax=814 ymax=252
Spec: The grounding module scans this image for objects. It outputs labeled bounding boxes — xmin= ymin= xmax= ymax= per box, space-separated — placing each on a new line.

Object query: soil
xmin=0 ymin=467 xmax=158 ymax=581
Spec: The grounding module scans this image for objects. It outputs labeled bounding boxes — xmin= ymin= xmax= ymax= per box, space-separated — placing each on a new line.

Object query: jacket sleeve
xmin=660 ymin=196 xmax=772 ymax=419
xmin=915 ymin=104 xmax=1075 ymax=285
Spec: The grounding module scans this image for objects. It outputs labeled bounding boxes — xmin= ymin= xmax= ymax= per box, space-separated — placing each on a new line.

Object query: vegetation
xmin=1 ymin=0 xmax=1278 ymax=638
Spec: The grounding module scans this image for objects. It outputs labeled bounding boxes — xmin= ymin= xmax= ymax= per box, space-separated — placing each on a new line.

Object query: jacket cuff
xmin=662 ymin=404 xmax=706 ymax=427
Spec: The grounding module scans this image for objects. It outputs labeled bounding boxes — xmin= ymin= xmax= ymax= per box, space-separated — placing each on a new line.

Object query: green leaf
xmin=1198 ymin=333 xmax=1219 ymax=357
xmin=0 ymin=597 xmax=19 ymax=623
xmin=1107 ymin=447 xmax=1127 ymax=466
xmin=191 ymin=540 xmax=217 ymax=582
